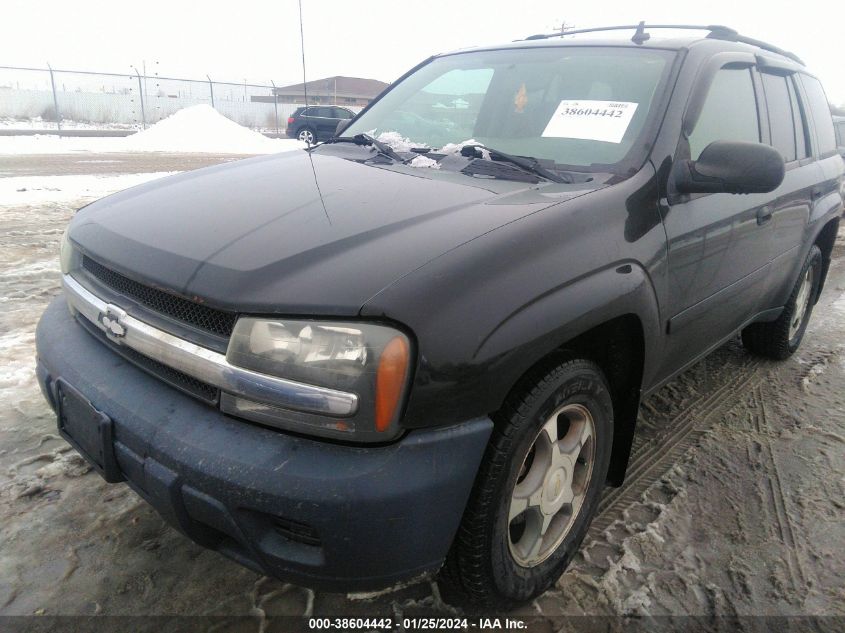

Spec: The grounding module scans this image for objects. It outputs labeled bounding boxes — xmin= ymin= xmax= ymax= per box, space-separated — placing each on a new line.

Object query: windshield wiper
xmin=320 ymin=134 xmax=408 ymax=163
xmin=461 ymin=144 xmax=570 ymax=183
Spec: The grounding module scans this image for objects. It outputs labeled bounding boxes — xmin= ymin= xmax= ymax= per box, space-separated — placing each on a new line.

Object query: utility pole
xmin=133 ymin=67 xmax=147 ymax=129
xmin=271 ymin=80 xmax=279 ymax=134
xmin=47 ymin=62 xmax=62 ymax=136
xmin=553 ymin=20 xmax=573 ymax=36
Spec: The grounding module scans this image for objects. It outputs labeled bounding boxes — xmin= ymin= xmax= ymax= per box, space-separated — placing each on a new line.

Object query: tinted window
xmin=762 ymin=73 xmax=797 ymax=162
xmin=332 ymin=108 xmax=353 ymax=119
xmin=800 ymin=75 xmax=837 ymax=156
xmin=788 ymin=78 xmax=810 ymax=159
xmin=689 ymin=68 xmax=760 ymax=159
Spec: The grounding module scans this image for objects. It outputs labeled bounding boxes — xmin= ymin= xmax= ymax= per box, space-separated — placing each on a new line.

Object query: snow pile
xmin=0 ymin=106 xmax=305 ymax=155
xmin=440 ymin=139 xmax=491 ymax=159
xmin=409 ymin=155 xmax=440 ymax=169
xmin=375 ymin=131 xmax=426 ymax=153
xmin=121 ymin=105 xmax=298 ymax=154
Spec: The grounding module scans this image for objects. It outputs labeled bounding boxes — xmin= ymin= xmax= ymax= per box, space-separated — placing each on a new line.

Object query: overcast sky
xmin=6 ymin=0 xmax=844 ymax=103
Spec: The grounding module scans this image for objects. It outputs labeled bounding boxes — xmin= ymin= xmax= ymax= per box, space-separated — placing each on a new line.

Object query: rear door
xmin=313 ymin=107 xmax=338 ymax=139
xmin=757 ymin=68 xmax=817 ymax=309
xmin=659 ymin=64 xmax=774 ymax=373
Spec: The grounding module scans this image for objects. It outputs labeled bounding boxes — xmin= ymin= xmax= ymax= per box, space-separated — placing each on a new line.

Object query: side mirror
xmin=674 ymin=140 xmax=785 ymax=195
xmin=335 ymin=119 xmax=351 ymax=136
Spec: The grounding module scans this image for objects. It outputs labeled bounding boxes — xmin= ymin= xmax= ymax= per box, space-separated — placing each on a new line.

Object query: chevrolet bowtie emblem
xmin=100 ymin=304 xmax=128 ymax=340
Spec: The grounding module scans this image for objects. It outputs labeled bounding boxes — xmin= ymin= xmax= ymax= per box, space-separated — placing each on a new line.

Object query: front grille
xmin=77 ymin=315 xmax=219 ymax=405
xmin=82 ymin=255 xmax=237 ymax=338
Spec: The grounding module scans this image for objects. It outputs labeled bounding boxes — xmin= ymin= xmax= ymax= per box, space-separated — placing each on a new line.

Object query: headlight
xmin=224 ymin=317 xmax=412 ymax=441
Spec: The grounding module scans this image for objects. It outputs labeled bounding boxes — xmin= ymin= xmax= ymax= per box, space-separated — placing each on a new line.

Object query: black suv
xmin=37 ymin=24 xmax=842 ymax=606
xmin=286 ymin=105 xmax=355 ymax=143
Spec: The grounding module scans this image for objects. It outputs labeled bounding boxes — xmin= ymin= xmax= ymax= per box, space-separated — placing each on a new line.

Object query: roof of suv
xmin=442 ymin=24 xmax=803 ymax=69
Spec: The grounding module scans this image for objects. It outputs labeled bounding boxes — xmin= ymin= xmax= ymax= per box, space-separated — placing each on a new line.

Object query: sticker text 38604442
xmin=541 ymin=100 xmax=638 ymax=144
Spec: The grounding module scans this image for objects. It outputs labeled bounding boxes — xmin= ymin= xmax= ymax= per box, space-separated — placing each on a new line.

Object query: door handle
xmin=756 ymin=206 xmax=773 ymax=225
xmin=811 ymin=186 xmax=823 ymax=201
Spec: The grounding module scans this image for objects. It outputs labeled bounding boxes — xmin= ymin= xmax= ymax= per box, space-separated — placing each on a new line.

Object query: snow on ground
xmin=0 ymin=173 xmax=176 ymax=206
xmin=0 ymin=106 xmax=304 ymax=155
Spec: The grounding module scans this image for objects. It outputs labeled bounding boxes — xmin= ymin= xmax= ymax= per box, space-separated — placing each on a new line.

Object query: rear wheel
xmin=441 ymin=358 xmax=613 ymax=606
xmin=297 ymin=127 xmax=315 ymax=144
xmin=742 ymin=245 xmax=822 ymax=360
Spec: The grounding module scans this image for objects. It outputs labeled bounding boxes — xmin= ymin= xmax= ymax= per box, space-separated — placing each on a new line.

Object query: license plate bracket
xmin=55 ymin=379 xmax=123 ymax=483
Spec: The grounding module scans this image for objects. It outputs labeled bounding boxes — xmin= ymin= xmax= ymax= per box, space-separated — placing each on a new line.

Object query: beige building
xmin=270 ymin=76 xmax=389 ymax=107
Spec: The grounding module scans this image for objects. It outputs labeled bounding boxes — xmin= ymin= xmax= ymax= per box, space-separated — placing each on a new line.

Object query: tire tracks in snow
xmin=593 ymin=356 xmax=763 ymax=532
xmin=753 ymin=384 xmax=808 ymax=592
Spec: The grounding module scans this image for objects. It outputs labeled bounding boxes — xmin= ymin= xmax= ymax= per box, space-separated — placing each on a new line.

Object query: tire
xmin=297 ymin=127 xmax=315 ymax=144
xmin=440 ymin=358 xmax=613 ymax=606
xmin=741 ymin=244 xmax=822 ymax=360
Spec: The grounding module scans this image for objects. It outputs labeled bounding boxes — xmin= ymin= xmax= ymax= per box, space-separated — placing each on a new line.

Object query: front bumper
xmin=36 ymin=296 xmax=492 ymax=592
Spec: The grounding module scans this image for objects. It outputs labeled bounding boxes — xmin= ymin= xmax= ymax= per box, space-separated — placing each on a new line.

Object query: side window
xmin=836 ymin=121 xmax=845 ymax=147
xmin=788 ymin=78 xmax=810 ymax=159
xmin=302 ymin=107 xmax=315 ymax=117
xmin=332 ymin=108 xmax=353 ymax=119
xmin=761 ymin=73 xmax=797 ymax=162
xmin=800 ymin=74 xmax=837 ymax=156
xmin=688 ymin=68 xmax=760 ymax=159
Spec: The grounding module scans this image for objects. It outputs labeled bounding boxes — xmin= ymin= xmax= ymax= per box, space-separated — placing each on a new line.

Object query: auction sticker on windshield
xmin=542 ymin=100 xmax=638 ymax=143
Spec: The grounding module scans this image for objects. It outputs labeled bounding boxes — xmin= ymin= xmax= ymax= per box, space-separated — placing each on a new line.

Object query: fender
xmin=472 ymin=262 xmax=661 ymax=389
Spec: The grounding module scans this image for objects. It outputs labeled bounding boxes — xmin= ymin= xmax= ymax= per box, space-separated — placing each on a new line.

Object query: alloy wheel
xmin=507 ymin=403 xmax=596 ymax=567
xmin=789 ymin=265 xmax=815 ymax=340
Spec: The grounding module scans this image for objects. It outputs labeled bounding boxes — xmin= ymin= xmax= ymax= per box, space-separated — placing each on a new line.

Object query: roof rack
xmin=522 ymin=23 xmax=805 ymax=66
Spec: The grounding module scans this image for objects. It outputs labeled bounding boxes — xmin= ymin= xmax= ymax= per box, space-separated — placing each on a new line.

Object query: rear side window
xmin=762 ymin=73 xmax=798 ymax=162
xmin=800 ymin=74 xmax=837 ymax=156
xmin=689 ymin=68 xmax=760 ymax=159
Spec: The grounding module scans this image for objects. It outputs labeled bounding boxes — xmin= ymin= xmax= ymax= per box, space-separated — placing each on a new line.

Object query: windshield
xmin=343 ymin=46 xmax=673 ymax=169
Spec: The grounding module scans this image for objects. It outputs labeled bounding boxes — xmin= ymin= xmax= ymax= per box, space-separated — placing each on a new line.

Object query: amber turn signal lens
xmin=375 ymin=335 xmax=410 ymax=432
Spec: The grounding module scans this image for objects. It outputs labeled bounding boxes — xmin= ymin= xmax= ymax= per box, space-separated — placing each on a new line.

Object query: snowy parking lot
xmin=0 ymin=110 xmax=843 ymax=628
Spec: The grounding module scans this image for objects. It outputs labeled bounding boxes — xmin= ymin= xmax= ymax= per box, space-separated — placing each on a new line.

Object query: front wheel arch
xmin=492 ymin=314 xmax=645 ymax=488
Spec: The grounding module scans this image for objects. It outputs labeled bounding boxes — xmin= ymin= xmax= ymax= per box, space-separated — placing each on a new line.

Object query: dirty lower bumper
xmin=35 ymin=296 xmax=493 ymax=592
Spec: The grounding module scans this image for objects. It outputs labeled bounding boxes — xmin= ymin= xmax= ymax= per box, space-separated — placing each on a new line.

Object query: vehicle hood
xmin=69 ymin=150 xmax=601 ymax=316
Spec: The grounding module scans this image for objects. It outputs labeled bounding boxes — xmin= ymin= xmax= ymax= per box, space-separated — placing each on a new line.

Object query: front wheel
xmin=742 ymin=244 xmax=822 ymax=360
xmin=441 ymin=358 xmax=613 ymax=606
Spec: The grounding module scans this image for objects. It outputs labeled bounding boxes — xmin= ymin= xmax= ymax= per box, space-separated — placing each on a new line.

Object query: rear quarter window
xmin=835 ymin=120 xmax=845 ymax=147
xmin=800 ymin=74 xmax=837 ymax=157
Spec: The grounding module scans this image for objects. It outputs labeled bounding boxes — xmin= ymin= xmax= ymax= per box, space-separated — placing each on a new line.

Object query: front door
xmin=659 ymin=65 xmax=774 ymax=378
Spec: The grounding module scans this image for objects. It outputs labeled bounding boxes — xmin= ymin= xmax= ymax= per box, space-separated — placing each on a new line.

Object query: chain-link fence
xmin=0 ymin=65 xmax=334 ymax=133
